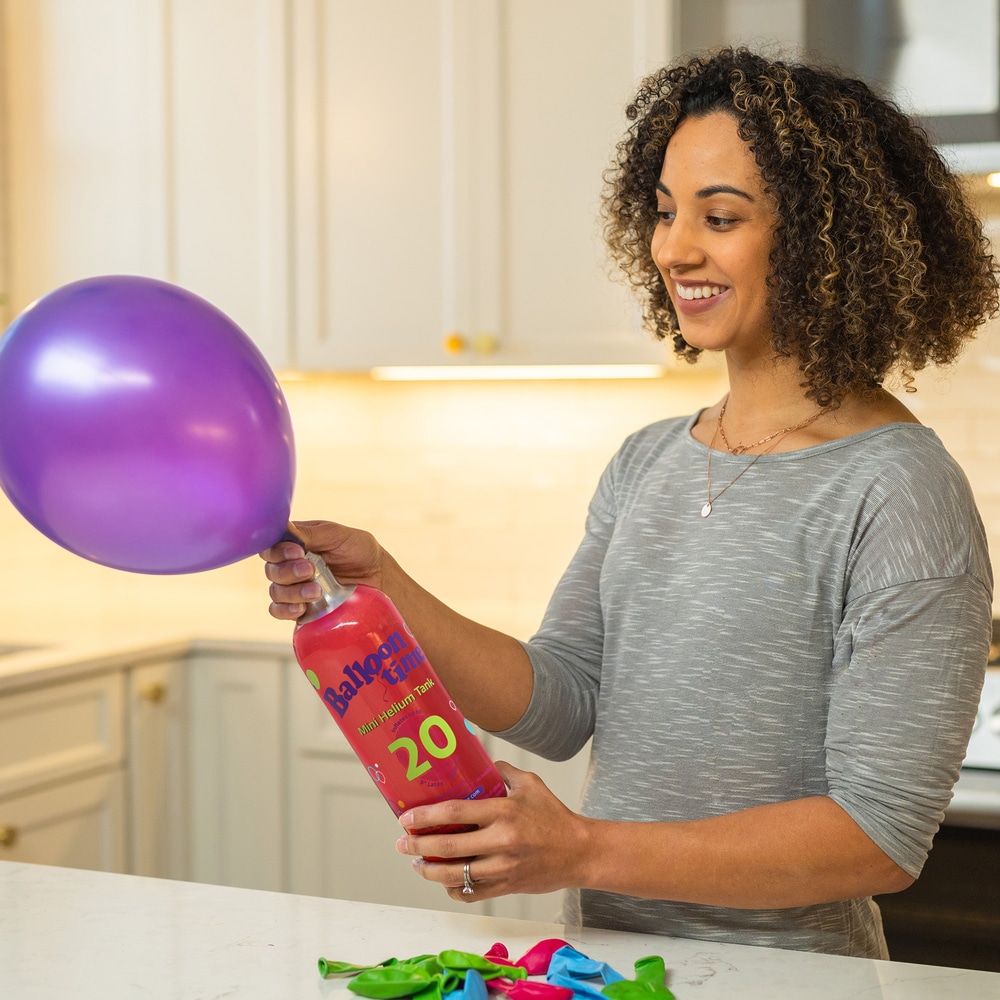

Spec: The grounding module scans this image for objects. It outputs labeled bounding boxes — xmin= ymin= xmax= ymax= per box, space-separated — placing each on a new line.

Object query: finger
xmin=258 ymin=541 xmax=304 ymax=562
xmin=414 ymin=856 xmax=492 ymax=900
xmin=396 ymin=823 xmax=490 ymax=861
xmin=269 ymin=579 xmax=320 ymax=607
xmin=493 ymin=759 xmax=524 ymax=786
xmin=268 ymin=600 xmax=306 ymax=622
xmin=258 ymin=519 xmax=337 ymax=562
xmin=263 ymin=557 xmax=316 ymax=586
xmin=399 ymin=795 xmax=506 ymax=835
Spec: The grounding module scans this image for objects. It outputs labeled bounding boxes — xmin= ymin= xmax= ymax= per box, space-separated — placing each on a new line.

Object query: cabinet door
xmin=0 ymin=673 xmax=125 ymax=799
xmin=497 ymin=0 xmax=673 ymax=365
xmin=286 ymin=666 xmax=490 ymax=913
xmin=290 ymin=0 xmax=460 ymax=369
xmin=2 ymin=0 xmax=168 ymax=317
xmin=187 ymin=651 xmax=288 ymax=891
xmin=167 ymin=0 xmax=291 ymax=368
xmin=128 ymin=659 xmax=190 ymax=881
xmin=291 ymin=0 xmax=673 ymax=370
xmin=0 ymin=771 xmax=126 ymax=873
xmin=2 ymin=0 xmax=290 ymax=368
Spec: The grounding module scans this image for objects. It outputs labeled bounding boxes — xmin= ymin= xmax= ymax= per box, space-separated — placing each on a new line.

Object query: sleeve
xmin=824 ymin=458 xmax=994 ymax=878
xmin=489 ymin=458 xmax=619 ymax=761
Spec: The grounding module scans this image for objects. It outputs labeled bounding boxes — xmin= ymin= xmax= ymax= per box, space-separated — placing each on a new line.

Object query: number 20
xmin=388 ymin=715 xmax=458 ymax=781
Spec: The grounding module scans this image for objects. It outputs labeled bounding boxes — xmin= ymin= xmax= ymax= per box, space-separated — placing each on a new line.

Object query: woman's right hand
xmin=260 ymin=520 xmax=386 ymax=621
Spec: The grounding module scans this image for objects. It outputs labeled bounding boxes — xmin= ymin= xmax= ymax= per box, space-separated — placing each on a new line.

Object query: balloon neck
xmin=296 ymin=551 xmax=356 ymax=625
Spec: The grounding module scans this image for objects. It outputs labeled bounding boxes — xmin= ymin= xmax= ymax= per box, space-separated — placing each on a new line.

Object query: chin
xmin=676 ymin=329 xmax=734 ymax=354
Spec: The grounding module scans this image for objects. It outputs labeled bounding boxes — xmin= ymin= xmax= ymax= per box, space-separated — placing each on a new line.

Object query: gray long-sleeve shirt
xmin=495 ymin=413 xmax=993 ymax=957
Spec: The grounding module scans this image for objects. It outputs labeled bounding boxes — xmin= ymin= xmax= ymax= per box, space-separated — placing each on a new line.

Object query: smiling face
xmin=652 ymin=112 xmax=779 ymax=362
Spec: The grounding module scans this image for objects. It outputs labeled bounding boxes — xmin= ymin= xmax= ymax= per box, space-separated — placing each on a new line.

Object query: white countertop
xmin=0 ymin=632 xmax=290 ymax=695
xmin=1 ymin=862 xmax=998 ymax=999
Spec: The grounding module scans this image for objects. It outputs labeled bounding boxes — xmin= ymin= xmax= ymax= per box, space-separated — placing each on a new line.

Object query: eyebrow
xmin=656 ymin=181 xmax=755 ymax=202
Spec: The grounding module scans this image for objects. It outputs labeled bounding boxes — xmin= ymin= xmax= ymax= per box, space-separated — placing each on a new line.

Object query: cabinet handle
xmin=0 ymin=824 xmax=18 ymax=848
xmin=471 ymin=333 xmax=498 ymax=355
xmin=139 ymin=681 xmax=166 ymax=703
xmin=443 ymin=332 xmax=466 ymax=355
xmin=442 ymin=332 xmax=499 ymax=356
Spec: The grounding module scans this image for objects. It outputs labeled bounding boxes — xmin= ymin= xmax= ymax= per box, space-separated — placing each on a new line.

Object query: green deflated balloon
xmin=601 ymin=956 xmax=674 ymax=1000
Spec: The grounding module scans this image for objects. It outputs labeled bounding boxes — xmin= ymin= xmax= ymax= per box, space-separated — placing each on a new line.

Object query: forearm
xmin=378 ymin=552 xmax=534 ymax=732
xmin=264 ymin=523 xmax=535 ymax=732
xmin=577 ymin=795 xmax=914 ymax=908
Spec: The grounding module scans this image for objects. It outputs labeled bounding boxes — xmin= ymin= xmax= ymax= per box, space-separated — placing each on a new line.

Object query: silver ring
xmin=462 ymin=861 xmax=475 ymax=895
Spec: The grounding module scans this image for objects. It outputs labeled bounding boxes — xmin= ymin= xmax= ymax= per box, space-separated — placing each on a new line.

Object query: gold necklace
xmin=716 ymin=395 xmax=826 ymax=455
xmin=701 ymin=396 xmax=826 ymax=518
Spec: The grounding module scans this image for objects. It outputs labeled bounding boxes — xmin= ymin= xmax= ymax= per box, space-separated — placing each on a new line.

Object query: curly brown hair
xmin=602 ymin=47 xmax=999 ymax=406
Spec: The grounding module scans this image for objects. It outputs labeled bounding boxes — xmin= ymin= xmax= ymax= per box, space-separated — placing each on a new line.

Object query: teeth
xmin=677 ymin=284 xmax=724 ymax=301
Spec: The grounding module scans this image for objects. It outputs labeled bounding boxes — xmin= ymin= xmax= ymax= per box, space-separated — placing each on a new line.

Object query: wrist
xmin=571 ymin=814 xmax=613 ymax=891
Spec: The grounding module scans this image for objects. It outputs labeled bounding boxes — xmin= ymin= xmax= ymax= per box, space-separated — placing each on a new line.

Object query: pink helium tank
xmin=292 ymin=552 xmax=507 ymax=837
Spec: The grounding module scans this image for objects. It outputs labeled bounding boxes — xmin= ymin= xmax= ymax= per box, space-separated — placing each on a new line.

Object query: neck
xmin=724 ymin=358 xmax=819 ymax=416
xmin=713 ymin=355 xmax=839 ymax=452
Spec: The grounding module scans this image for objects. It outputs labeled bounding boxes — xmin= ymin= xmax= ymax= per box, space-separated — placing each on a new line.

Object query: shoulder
xmin=838 ymin=424 xmax=972 ymax=499
xmin=613 ymin=413 xmax=696 ymax=465
xmin=588 ymin=413 xmax=697 ymax=518
xmin=601 ymin=414 xmax=699 ymax=487
xmin=812 ymin=423 xmax=976 ymax=523
xmin=828 ymin=425 xmax=992 ymax=591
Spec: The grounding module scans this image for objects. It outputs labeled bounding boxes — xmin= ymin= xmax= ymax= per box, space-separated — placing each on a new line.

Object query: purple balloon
xmin=0 ymin=275 xmax=295 ymax=573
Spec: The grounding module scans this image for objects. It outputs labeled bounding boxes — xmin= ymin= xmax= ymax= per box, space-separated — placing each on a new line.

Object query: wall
xmin=0 ymin=368 xmax=724 ymax=647
xmin=0 ymin=331 xmax=997 ymax=653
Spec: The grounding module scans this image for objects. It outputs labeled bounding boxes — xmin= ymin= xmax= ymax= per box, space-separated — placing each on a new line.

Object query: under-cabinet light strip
xmin=369 ymin=364 xmax=666 ymax=381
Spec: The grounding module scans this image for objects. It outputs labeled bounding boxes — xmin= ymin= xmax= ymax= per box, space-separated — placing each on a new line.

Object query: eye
xmin=656 ymin=209 xmax=675 ymax=224
xmin=706 ymin=214 xmax=738 ymax=229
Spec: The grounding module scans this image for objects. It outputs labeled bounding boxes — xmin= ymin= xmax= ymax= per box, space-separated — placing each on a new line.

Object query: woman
xmin=262 ymin=49 xmax=996 ymax=958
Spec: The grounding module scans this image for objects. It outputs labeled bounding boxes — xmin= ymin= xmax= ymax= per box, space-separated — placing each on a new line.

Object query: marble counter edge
xmin=0 ymin=634 xmax=294 ymax=694
xmin=1 ymin=861 xmax=998 ymax=999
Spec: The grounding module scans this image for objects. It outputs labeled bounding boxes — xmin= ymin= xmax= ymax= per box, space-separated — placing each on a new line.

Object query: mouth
xmin=675 ymin=282 xmax=728 ymax=301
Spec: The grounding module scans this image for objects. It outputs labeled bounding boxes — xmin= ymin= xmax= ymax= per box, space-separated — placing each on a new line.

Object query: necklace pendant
xmin=701 ymin=502 xmax=713 ymax=518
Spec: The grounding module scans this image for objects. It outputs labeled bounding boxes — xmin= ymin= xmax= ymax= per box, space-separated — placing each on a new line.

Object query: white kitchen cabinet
xmin=0 ymin=641 xmax=589 ymax=913
xmin=1 ymin=0 xmax=290 ymax=366
xmin=2 ymin=0 xmax=169 ymax=314
xmin=0 ymin=673 xmax=126 ymax=799
xmin=165 ymin=0 xmax=291 ymax=368
xmin=3 ymin=0 xmax=675 ymax=369
xmin=127 ymin=658 xmax=190 ymax=881
xmin=0 ymin=770 xmax=127 ymax=872
xmin=186 ymin=648 xmax=289 ymax=892
xmin=0 ymin=673 xmax=128 ymax=873
xmin=291 ymin=0 xmax=675 ymax=370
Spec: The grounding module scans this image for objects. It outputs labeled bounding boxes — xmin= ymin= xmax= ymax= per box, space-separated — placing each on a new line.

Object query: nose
xmin=653 ymin=217 xmax=704 ymax=272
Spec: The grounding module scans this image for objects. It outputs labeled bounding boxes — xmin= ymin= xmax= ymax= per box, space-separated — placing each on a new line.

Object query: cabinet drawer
xmin=0 ymin=769 xmax=126 ymax=873
xmin=0 ymin=673 xmax=125 ymax=798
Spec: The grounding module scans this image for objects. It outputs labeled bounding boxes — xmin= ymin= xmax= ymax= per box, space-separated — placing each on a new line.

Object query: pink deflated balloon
xmin=0 ymin=275 xmax=295 ymax=574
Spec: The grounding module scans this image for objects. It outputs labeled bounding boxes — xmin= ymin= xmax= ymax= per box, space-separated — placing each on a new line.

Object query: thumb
xmin=494 ymin=759 xmax=529 ymax=789
xmin=285 ymin=519 xmax=351 ymax=555
xmin=262 ymin=520 xmax=341 ymax=561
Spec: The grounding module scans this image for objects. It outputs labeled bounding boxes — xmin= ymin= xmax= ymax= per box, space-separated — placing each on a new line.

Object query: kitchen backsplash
xmin=1 ymin=332 xmax=997 ymax=649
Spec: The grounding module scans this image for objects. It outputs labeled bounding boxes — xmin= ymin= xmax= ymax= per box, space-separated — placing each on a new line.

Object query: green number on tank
xmin=420 ymin=716 xmax=457 ymax=759
xmin=387 ymin=736 xmax=432 ymax=780
xmin=388 ymin=716 xmax=458 ymax=780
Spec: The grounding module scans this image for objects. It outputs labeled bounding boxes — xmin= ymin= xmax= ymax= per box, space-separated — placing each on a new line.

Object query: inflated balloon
xmin=0 ymin=275 xmax=295 ymax=573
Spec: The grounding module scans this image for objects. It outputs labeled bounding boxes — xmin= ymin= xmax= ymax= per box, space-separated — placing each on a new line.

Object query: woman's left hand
xmin=395 ymin=761 xmax=590 ymax=902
